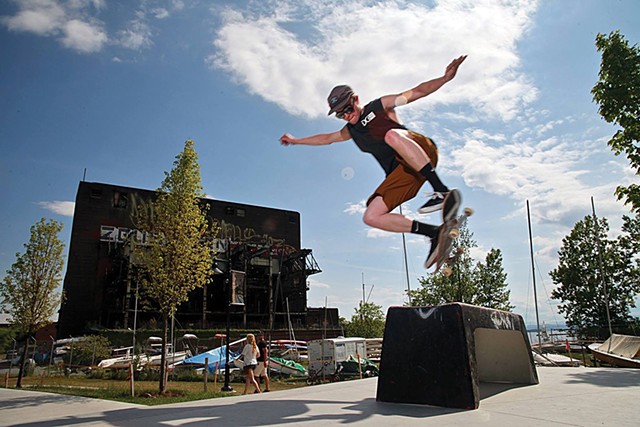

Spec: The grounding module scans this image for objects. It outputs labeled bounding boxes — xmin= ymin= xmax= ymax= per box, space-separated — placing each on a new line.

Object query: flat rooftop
xmin=1 ymin=367 xmax=639 ymax=426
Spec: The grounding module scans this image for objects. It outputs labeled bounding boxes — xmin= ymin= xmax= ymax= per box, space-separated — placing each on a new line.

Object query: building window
xmin=225 ymin=206 xmax=246 ymax=217
xmin=113 ymin=191 xmax=128 ymax=209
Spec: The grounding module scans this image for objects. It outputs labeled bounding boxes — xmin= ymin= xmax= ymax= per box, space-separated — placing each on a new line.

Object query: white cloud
xmin=344 ymin=200 xmax=366 ymax=215
xmin=172 ymin=1 xmax=185 ymax=11
xmin=37 ymin=201 xmax=75 ymax=217
xmin=61 ymin=18 xmax=107 ymax=53
xmin=117 ymin=19 xmax=152 ymax=50
xmin=1 ymin=0 xmax=164 ymax=53
xmin=366 ymin=228 xmax=394 ymax=239
xmin=67 ymin=0 xmax=106 ymax=12
xmin=1 ymin=0 xmax=106 ymax=53
xmin=450 ymin=122 xmax=631 ymax=225
xmin=210 ymin=0 xmax=540 ymax=120
xmin=152 ymin=8 xmax=169 ymax=19
xmin=115 ymin=0 xmax=193 ymax=51
xmin=308 ymin=278 xmax=330 ymax=289
xmin=2 ymin=0 xmax=66 ymax=35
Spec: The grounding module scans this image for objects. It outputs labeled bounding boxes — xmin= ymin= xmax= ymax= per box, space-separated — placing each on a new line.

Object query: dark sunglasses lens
xmin=336 ymin=105 xmax=353 ymax=118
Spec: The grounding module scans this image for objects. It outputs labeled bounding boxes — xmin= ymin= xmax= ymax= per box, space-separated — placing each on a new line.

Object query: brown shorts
xmin=366 ymin=131 xmax=438 ymax=211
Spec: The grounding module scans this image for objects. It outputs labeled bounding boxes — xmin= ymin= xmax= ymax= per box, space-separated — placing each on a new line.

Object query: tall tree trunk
xmin=16 ymin=334 xmax=31 ymax=388
xmin=159 ymin=314 xmax=168 ymax=393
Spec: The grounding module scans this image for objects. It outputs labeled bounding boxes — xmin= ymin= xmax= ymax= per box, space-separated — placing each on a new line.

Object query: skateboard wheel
xmin=449 ymin=228 xmax=459 ymax=238
xmin=464 ymin=207 xmax=474 ymax=216
xmin=443 ymin=266 xmax=453 ymax=277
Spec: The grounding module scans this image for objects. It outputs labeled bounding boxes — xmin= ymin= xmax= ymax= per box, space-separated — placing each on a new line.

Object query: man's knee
xmin=363 ymin=210 xmax=377 ymax=228
xmin=384 ymin=129 xmax=404 ymax=148
xmin=363 ymin=203 xmax=386 ymax=228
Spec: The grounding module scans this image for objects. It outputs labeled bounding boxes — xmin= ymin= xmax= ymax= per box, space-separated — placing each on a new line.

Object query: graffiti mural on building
xmin=116 ymin=191 xmax=285 ymax=247
xmin=100 ymin=226 xmax=149 ymax=244
xmin=211 ymin=218 xmax=285 ymax=247
xmin=128 ymin=192 xmax=155 ymax=229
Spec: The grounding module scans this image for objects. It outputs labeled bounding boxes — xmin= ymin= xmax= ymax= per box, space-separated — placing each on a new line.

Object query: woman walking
xmin=241 ymin=333 xmax=261 ymax=394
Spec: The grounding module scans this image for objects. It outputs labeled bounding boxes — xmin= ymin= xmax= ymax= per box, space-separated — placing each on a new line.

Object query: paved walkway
xmin=1 ymin=367 xmax=639 ymax=426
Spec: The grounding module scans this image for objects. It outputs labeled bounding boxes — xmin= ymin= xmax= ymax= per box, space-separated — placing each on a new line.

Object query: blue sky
xmin=1 ymin=0 xmax=639 ymax=327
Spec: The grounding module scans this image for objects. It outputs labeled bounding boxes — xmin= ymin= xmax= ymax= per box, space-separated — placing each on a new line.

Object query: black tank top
xmin=346 ymin=98 xmax=406 ymax=176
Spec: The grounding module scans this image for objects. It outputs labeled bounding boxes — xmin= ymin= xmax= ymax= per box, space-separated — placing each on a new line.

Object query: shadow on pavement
xmin=9 ymin=396 xmax=463 ymax=427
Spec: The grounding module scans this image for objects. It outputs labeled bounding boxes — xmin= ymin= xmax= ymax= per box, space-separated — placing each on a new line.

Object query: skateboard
xmin=429 ymin=189 xmax=473 ymax=274
xmin=435 ymin=208 xmax=473 ymax=276
xmin=424 ymin=189 xmax=461 ymax=269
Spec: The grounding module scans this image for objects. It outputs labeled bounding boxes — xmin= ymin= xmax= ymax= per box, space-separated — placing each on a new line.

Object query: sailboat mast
xmin=591 ymin=196 xmax=613 ymax=339
xmin=362 ymin=273 xmax=365 ymax=309
xmin=399 ymin=205 xmax=412 ymax=305
xmin=527 ymin=200 xmax=543 ymax=351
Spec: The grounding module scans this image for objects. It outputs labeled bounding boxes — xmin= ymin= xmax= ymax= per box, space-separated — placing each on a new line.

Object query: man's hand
xmin=444 ymin=55 xmax=467 ymax=82
xmin=280 ymin=133 xmax=295 ymax=146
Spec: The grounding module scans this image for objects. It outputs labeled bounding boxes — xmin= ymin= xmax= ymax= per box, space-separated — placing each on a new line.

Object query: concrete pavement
xmin=1 ymin=367 xmax=639 ymax=426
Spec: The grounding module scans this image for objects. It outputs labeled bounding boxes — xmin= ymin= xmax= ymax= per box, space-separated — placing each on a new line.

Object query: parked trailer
xmin=308 ymin=337 xmax=367 ymax=377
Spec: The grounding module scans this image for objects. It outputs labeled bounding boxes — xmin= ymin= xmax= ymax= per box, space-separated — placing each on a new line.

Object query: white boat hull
xmin=589 ymin=343 xmax=640 ymax=368
xmin=98 ymin=351 xmax=189 ymax=369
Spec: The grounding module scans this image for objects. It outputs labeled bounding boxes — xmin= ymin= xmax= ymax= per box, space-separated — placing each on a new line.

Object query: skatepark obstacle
xmin=376 ymin=303 xmax=538 ymax=409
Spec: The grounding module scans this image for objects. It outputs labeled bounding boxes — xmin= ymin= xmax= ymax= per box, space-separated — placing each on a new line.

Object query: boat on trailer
xmin=588 ymin=334 xmax=640 ymax=368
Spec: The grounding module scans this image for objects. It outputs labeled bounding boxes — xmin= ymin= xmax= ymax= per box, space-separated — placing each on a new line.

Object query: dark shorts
xmin=367 ymin=131 xmax=439 ymax=210
xmin=243 ymin=364 xmax=256 ymax=373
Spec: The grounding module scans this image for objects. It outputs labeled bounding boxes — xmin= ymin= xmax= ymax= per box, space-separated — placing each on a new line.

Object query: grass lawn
xmin=2 ymin=373 xmax=310 ymax=406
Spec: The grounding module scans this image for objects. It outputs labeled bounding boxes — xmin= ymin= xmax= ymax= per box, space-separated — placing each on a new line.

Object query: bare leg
xmin=363 ymin=197 xmax=412 ymax=232
xmin=243 ymin=372 xmax=250 ymax=394
xmin=385 ymin=129 xmax=431 ymax=172
xmin=263 ymin=373 xmax=270 ymax=391
xmin=386 ymin=128 xmax=450 ymax=210
xmin=250 ymin=371 xmax=261 ymax=392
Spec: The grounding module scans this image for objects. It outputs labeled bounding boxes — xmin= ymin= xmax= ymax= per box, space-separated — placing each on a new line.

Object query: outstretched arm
xmin=280 ymin=126 xmax=350 ymax=146
xmin=380 ymin=55 xmax=467 ymax=109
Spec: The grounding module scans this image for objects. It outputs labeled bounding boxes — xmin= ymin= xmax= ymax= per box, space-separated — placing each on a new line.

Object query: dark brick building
xmin=57 ymin=181 xmax=330 ymax=337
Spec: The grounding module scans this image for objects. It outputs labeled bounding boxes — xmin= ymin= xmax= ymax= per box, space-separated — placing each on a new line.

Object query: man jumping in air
xmin=279 ymin=55 xmax=466 ymax=268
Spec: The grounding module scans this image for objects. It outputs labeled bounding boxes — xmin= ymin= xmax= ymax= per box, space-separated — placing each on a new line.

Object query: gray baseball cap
xmin=327 ymin=85 xmax=354 ymax=115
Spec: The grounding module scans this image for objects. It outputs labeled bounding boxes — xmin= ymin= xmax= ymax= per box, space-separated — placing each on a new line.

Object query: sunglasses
xmin=335 ymin=99 xmax=355 ymax=119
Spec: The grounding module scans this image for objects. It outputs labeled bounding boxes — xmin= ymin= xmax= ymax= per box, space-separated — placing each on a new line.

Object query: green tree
xmin=550 ymin=215 xmax=640 ymax=338
xmin=409 ymin=224 xmax=476 ymax=305
xmin=0 ymin=327 xmax=18 ymax=357
xmin=71 ymin=335 xmax=112 ymax=368
xmin=344 ymin=302 xmax=385 ymax=338
xmin=409 ymin=273 xmax=459 ymax=306
xmin=409 ymin=221 xmax=513 ymax=311
xmin=473 ymin=249 xmax=514 ymax=311
xmin=618 ymin=215 xmax=640 ymax=272
xmin=133 ymin=140 xmax=214 ymax=393
xmin=1 ymin=218 xmax=64 ymax=388
xmin=592 ymin=31 xmax=640 ymax=213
